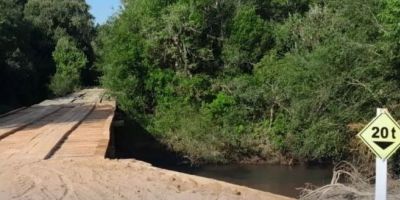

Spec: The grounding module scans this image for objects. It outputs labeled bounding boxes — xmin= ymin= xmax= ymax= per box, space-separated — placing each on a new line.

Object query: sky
xmin=86 ymin=0 xmax=121 ymax=24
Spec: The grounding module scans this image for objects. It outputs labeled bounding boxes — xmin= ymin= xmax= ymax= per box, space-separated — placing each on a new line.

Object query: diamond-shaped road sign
xmin=358 ymin=110 xmax=400 ymax=160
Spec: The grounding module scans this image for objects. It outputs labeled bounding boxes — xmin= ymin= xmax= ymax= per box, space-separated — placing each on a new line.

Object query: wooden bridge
xmin=0 ymin=88 xmax=296 ymax=200
xmin=0 ymin=88 xmax=115 ymax=161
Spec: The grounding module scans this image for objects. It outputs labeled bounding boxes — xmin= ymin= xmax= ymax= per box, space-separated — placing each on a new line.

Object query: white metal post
xmin=375 ymin=108 xmax=387 ymax=200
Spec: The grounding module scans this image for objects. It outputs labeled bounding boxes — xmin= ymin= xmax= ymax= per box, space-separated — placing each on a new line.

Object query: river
xmin=175 ymin=163 xmax=332 ymax=198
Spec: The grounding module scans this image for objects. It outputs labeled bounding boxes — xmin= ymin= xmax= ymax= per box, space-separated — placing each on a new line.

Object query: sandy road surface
xmin=0 ymin=158 xmax=294 ymax=200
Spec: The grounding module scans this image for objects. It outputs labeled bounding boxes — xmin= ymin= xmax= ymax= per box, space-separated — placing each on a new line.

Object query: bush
xmin=97 ymin=0 xmax=400 ymax=167
xmin=255 ymin=2 xmax=399 ymax=161
xmin=223 ymin=3 xmax=273 ymax=73
xmin=50 ymin=36 xmax=87 ymax=96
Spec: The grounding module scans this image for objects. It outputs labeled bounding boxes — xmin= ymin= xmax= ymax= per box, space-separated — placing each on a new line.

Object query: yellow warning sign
xmin=358 ymin=110 xmax=400 ymax=160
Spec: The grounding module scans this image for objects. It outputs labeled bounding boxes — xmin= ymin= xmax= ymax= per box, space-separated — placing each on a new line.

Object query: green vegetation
xmin=97 ymin=0 xmax=400 ymax=165
xmin=2 ymin=0 xmax=400 ymax=168
xmin=0 ymin=0 xmax=95 ymax=113
xmin=50 ymin=36 xmax=88 ymax=96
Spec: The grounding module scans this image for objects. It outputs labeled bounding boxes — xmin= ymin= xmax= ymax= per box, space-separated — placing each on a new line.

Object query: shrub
xmin=50 ymin=36 xmax=87 ymax=96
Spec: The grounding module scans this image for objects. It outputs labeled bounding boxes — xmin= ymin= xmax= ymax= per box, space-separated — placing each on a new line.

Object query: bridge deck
xmin=0 ymin=89 xmax=115 ymax=161
xmin=51 ymin=103 xmax=115 ymax=159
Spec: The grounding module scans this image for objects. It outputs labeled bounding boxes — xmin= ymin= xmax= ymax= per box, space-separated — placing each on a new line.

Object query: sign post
xmin=375 ymin=109 xmax=387 ymax=200
xmin=357 ymin=108 xmax=400 ymax=200
xmin=375 ymin=157 xmax=387 ymax=200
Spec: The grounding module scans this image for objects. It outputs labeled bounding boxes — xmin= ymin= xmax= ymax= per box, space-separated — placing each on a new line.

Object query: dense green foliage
xmin=97 ymin=0 xmax=400 ymax=164
xmin=50 ymin=36 xmax=88 ymax=96
xmin=3 ymin=0 xmax=400 ymax=166
xmin=0 ymin=0 xmax=95 ymax=113
xmin=0 ymin=0 xmax=41 ymax=112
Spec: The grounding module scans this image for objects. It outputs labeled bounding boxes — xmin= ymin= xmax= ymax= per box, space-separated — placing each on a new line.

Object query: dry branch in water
xmin=299 ymin=161 xmax=400 ymax=200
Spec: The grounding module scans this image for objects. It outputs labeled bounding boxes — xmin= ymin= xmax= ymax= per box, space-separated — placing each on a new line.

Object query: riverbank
xmin=111 ymin=111 xmax=333 ymax=198
xmin=0 ymin=158 xmax=293 ymax=200
xmin=299 ymin=162 xmax=400 ymax=200
xmin=112 ymin=108 xmax=324 ymax=166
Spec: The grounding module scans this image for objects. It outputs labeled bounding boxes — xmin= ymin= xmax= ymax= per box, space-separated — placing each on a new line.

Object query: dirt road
xmin=0 ymin=158 xmax=294 ymax=200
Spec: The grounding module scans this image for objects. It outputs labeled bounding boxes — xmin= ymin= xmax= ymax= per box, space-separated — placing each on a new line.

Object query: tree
xmin=50 ymin=36 xmax=87 ymax=96
xmin=0 ymin=0 xmax=40 ymax=111
xmin=96 ymin=15 xmax=149 ymax=120
xmin=97 ymin=0 xmax=400 ymax=167
xmin=24 ymin=0 xmax=96 ymax=85
xmin=223 ymin=3 xmax=273 ymax=73
xmin=0 ymin=0 xmax=95 ymax=114
xmin=24 ymin=0 xmax=93 ymax=44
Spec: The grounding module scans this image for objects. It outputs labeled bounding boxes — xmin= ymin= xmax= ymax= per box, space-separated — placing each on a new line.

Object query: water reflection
xmin=177 ymin=164 xmax=332 ymax=198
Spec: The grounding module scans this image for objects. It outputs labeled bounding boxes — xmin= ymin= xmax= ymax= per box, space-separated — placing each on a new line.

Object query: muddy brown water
xmin=110 ymin=112 xmax=333 ymax=198
xmin=178 ymin=164 xmax=332 ymax=198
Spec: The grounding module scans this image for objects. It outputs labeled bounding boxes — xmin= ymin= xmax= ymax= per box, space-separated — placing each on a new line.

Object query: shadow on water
xmin=109 ymin=109 xmax=194 ymax=170
xmin=108 ymin=109 xmax=333 ymax=198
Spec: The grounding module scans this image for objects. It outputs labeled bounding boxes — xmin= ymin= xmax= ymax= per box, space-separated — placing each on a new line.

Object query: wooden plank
xmin=96 ymin=102 xmax=116 ymax=156
xmin=51 ymin=103 xmax=115 ymax=159
xmin=0 ymin=107 xmax=73 ymax=160
xmin=0 ymin=107 xmax=26 ymax=118
xmin=17 ymin=103 xmax=95 ymax=160
xmin=0 ymin=106 xmax=61 ymax=140
xmin=0 ymin=89 xmax=116 ymax=161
